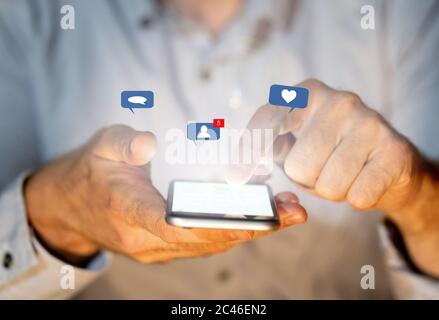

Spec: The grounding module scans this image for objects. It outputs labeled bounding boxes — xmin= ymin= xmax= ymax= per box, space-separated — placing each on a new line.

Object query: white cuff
xmin=0 ymin=171 xmax=111 ymax=299
xmin=379 ymin=224 xmax=439 ymax=299
xmin=0 ymin=172 xmax=38 ymax=287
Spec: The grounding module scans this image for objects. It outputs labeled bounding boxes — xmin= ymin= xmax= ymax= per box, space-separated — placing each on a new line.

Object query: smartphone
xmin=166 ymin=180 xmax=279 ymax=231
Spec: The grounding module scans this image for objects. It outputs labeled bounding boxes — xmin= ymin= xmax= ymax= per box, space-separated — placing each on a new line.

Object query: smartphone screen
xmin=170 ymin=181 xmax=276 ymax=218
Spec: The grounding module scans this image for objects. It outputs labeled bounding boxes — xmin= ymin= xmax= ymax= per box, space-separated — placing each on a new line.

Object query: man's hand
xmin=227 ymin=79 xmax=439 ymax=277
xmin=24 ymin=125 xmax=306 ymax=265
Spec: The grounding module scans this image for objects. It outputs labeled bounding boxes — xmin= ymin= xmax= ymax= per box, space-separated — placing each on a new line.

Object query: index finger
xmin=226 ymin=79 xmax=325 ymax=185
xmin=225 ymin=104 xmax=289 ymax=185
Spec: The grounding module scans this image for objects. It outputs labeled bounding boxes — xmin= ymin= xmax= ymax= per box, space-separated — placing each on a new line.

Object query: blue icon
xmin=269 ymin=85 xmax=309 ymax=110
xmin=121 ymin=91 xmax=154 ymax=113
xmin=187 ymin=122 xmax=220 ymax=141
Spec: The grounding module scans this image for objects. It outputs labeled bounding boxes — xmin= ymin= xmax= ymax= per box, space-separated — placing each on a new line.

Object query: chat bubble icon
xmin=121 ymin=91 xmax=154 ymax=113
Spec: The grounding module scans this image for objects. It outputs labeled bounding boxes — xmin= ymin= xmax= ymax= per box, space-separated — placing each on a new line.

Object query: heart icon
xmin=281 ymin=89 xmax=297 ymax=103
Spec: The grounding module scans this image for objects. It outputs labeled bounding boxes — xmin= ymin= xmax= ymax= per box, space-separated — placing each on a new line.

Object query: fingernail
xmin=278 ymin=202 xmax=297 ymax=214
xmin=285 ymin=214 xmax=305 ymax=225
xmin=276 ymin=192 xmax=298 ymax=203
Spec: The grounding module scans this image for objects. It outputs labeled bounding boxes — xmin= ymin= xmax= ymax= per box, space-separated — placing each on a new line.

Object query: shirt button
xmin=217 ymin=268 xmax=231 ymax=283
xmin=199 ymin=67 xmax=211 ymax=81
xmin=3 ymin=252 xmax=13 ymax=269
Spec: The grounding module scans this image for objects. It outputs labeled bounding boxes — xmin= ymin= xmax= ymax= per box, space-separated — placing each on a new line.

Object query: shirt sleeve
xmin=0 ymin=172 xmax=111 ymax=299
xmin=0 ymin=1 xmax=111 ymax=299
xmin=382 ymin=0 xmax=439 ymax=299
xmin=379 ymin=223 xmax=439 ymax=299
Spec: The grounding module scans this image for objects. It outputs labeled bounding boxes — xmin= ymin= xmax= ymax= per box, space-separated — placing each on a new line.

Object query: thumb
xmin=92 ymin=125 xmax=157 ymax=166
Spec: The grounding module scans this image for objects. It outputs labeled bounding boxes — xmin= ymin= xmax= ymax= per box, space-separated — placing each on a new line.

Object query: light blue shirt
xmin=0 ymin=0 xmax=438 ymax=299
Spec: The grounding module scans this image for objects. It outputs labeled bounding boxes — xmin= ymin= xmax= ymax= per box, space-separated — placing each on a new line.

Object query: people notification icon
xmin=213 ymin=119 xmax=225 ymax=128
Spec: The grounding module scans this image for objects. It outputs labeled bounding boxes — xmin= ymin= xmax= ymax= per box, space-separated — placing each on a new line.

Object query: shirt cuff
xmin=29 ymin=233 xmax=111 ymax=299
xmin=0 ymin=172 xmax=38 ymax=286
xmin=0 ymin=171 xmax=111 ymax=299
xmin=379 ymin=222 xmax=439 ymax=299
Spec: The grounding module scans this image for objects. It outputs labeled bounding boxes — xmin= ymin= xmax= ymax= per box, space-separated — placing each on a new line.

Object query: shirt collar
xmin=161 ymin=0 xmax=292 ymax=59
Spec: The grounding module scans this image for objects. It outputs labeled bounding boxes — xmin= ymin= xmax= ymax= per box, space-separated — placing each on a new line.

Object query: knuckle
xmin=302 ymin=78 xmax=325 ymax=91
xmin=315 ymin=180 xmax=344 ymax=201
xmin=284 ymin=152 xmax=319 ymax=187
xmin=96 ymin=125 xmax=121 ymax=143
xmin=358 ymin=112 xmax=384 ymax=134
xmin=391 ymin=137 xmax=412 ymax=158
xmin=347 ymin=188 xmax=375 ymax=210
xmin=94 ymin=124 xmax=132 ymax=154
xmin=283 ymin=158 xmax=315 ymax=187
xmin=93 ymin=126 xmax=108 ymax=141
xmin=378 ymin=132 xmax=412 ymax=170
xmin=88 ymin=128 xmax=108 ymax=153
xmin=334 ymin=91 xmax=361 ymax=113
xmin=107 ymin=124 xmax=131 ymax=133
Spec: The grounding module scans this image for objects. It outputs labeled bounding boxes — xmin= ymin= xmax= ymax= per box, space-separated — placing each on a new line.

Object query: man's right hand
xmin=24 ymin=125 xmax=306 ymax=265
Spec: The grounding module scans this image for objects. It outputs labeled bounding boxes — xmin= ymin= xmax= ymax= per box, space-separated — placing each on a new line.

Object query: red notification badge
xmin=213 ymin=118 xmax=225 ymax=128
